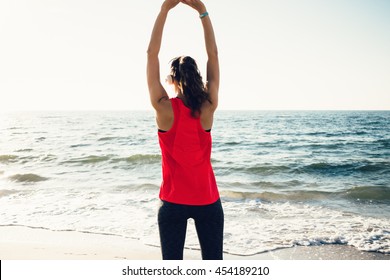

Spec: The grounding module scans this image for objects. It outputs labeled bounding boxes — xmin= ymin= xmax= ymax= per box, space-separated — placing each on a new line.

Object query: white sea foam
xmin=221 ymin=200 xmax=390 ymax=255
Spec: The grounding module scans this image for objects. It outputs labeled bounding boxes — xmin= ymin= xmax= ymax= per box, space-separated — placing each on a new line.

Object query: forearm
xmin=147 ymin=8 xmax=169 ymax=56
xmin=186 ymin=1 xmax=218 ymax=58
xmin=201 ymin=15 xmax=218 ymax=58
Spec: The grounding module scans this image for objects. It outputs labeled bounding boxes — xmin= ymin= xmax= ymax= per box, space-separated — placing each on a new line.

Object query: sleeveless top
xmin=158 ymin=98 xmax=220 ymax=205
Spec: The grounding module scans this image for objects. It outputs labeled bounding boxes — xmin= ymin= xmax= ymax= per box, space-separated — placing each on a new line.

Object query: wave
xmin=111 ymin=154 xmax=161 ymax=165
xmin=98 ymin=136 xmax=118 ymax=141
xmin=288 ymin=143 xmax=346 ymax=150
xmin=299 ymin=162 xmax=390 ymax=176
xmin=40 ymin=154 xmax=57 ymax=162
xmin=61 ymin=154 xmax=161 ymax=166
xmin=356 ymin=162 xmax=390 ymax=173
xmin=221 ymin=190 xmax=332 ymax=202
xmin=69 ymin=144 xmax=91 ymax=148
xmin=115 ymin=183 xmax=159 ymax=192
xmin=219 ymin=164 xmax=291 ymax=176
xmin=374 ymin=139 xmax=390 ymax=148
xmin=0 ymin=153 xmax=58 ymax=164
xmin=0 ymin=154 xmax=19 ymax=163
xmin=9 ymin=173 xmax=49 ymax=183
xmin=247 ymin=165 xmax=290 ymax=175
xmin=342 ymin=186 xmax=390 ymax=201
xmin=221 ymin=185 xmax=390 ymax=202
xmin=15 ymin=149 xmax=34 ymax=152
xmin=219 ymin=162 xmax=388 ymax=178
xmin=299 ymin=162 xmax=357 ymax=175
xmin=224 ymin=141 xmax=243 ymax=146
xmin=0 ymin=189 xmax=19 ymax=198
xmin=62 ymin=155 xmax=112 ymax=165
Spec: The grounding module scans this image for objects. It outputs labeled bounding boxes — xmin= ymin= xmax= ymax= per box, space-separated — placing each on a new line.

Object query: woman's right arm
xmin=147 ymin=0 xmax=180 ymax=111
xmin=182 ymin=0 xmax=220 ymax=110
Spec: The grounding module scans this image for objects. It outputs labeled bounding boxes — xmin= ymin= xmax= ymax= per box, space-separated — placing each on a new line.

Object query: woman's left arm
xmin=146 ymin=0 xmax=180 ymax=111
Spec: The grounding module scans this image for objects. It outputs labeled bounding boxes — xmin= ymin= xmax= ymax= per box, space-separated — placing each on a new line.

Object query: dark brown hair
xmin=170 ymin=56 xmax=211 ymax=117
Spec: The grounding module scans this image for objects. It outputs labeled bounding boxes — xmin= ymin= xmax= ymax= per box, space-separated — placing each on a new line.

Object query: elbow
xmin=208 ymin=48 xmax=218 ymax=59
xmin=213 ymin=47 xmax=219 ymax=57
xmin=208 ymin=43 xmax=218 ymax=57
xmin=146 ymin=47 xmax=158 ymax=58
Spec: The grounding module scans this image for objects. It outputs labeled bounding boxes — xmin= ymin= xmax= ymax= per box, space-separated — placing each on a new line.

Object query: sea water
xmin=0 ymin=110 xmax=389 ymax=255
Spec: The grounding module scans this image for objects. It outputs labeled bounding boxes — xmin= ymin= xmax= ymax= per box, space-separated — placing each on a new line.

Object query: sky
xmin=1 ymin=0 xmax=389 ymax=111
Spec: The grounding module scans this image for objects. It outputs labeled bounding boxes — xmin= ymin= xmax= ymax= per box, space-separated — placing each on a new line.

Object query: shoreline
xmin=1 ymin=225 xmax=389 ymax=260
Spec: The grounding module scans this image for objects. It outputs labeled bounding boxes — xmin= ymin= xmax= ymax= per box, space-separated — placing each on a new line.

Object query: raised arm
xmin=182 ymin=0 xmax=220 ymax=109
xmin=147 ymin=0 xmax=180 ymax=111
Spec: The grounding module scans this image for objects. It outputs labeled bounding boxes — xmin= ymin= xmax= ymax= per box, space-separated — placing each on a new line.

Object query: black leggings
xmin=158 ymin=199 xmax=224 ymax=260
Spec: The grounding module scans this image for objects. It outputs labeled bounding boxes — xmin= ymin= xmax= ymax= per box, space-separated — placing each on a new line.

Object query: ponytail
xmin=170 ymin=56 xmax=211 ymax=117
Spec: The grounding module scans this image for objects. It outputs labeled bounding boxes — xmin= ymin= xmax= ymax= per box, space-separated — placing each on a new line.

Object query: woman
xmin=146 ymin=0 xmax=223 ymax=260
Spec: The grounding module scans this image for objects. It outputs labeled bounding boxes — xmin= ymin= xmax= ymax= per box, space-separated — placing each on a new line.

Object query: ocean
xmin=0 ymin=110 xmax=389 ymax=256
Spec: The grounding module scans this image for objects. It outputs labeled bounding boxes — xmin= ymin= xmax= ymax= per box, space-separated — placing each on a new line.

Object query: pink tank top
xmin=158 ymin=98 xmax=220 ymax=205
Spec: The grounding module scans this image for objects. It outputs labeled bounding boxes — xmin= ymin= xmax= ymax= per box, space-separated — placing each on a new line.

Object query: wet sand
xmin=1 ymin=225 xmax=389 ymax=260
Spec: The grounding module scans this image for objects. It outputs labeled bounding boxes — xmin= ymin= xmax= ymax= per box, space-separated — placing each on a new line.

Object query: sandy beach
xmin=1 ymin=225 xmax=389 ymax=260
